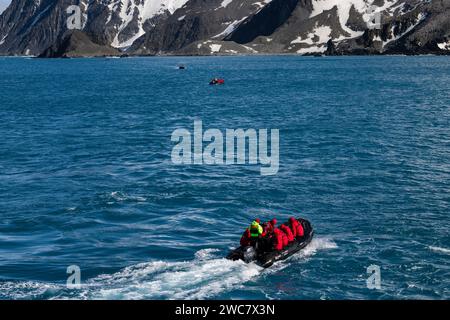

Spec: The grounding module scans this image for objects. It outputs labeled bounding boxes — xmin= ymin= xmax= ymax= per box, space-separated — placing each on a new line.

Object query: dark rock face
xmin=0 ymin=0 xmax=117 ymax=56
xmin=38 ymin=30 xmax=119 ymax=58
xmin=324 ymin=39 xmax=338 ymax=56
xmin=129 ymin=0 xmax=265 ymax=55
xmin=0 ymin=0 xmax=191 ymax=56
xmin=0 ymin=0 xmax=62 ymax=55
xmin=174 ymin=39 xmax=258 ymax=55
xmin=0 ymin=0 xmax=449 ymax=57
xmin=332 ymin=0 xmax=450 ymax=55
xmin=384 ymin=0 xmax=450 ymax=54
xmin=224 ymin=0 xmax=302 ymax=44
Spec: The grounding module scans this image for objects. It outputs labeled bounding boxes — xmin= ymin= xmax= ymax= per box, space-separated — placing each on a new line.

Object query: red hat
xmin=289 ymin=217 xmax=296 ymax=223
xmin=255 ymin=218 xmax=261 ymax=224
xmin=270 ymin=218 xmax=277 ymax=225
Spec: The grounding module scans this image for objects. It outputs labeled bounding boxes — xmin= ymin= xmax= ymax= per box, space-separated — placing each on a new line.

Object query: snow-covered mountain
xmin=105 ymin=0 xmax=190 ymax=48
xmin=0 ymin=0 xmax=448 ymax=56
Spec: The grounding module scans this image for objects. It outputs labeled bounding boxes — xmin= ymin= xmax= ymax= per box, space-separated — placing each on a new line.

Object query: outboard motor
xmin=242 ymin=246 xmax=256 ymax=263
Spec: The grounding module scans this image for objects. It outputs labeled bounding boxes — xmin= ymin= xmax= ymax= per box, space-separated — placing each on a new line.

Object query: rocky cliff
xmin=0 ymin=0 xmax=448 ymax=57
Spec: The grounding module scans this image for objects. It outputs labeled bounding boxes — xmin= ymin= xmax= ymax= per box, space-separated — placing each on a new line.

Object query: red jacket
xmin=263 ymin=220 xmax=276 ymax=235
xmin=281 ymin=225 xmax=294 ymax=242
xmin=297 ymin=223 xmax=304 ymax=237
xmin=240 ymin=228 xmax=252 ymax=246
xmin=289 ymin=219 xmax=304 ymax=238
xmin=281 ymin=232 xmax=288 ymax=247
xmin=289 ymin=220 xmax=298 ymax=237
xmin=273 ymin=228 xmax=284 ymax=251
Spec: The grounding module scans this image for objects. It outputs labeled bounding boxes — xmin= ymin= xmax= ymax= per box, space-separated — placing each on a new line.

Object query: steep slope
xmin=105 ymin=0 xmax=190 ymax=48
xmin=0 ymin=0 xmax=449 ymax=56
xmin=382 ymin=0 xmax=450 ymax=54
xmin=0 ymin=0 xmax=63 ymax=55
xmin=223 ymin=0 xmax=306 ymax=44
xmin=128 ymin=0 xmax=274 ymax=55
xmin=231 ymin=0 xmax=450 ymax=55
xmin=38 ymin=30 xmax=120 ymax=57
xmin=0 ymin=0 xmax=189 ymax=55
xmin=329 ymin=0 xmax=450 ymax=55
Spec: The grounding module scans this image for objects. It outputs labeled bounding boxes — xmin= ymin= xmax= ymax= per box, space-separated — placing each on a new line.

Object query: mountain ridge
xmin=0 ymin=0 xmax=449 ymax=57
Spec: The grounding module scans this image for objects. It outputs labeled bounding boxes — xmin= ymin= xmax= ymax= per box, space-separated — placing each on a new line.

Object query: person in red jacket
xmin=263 ymin=218 xmax=277 ymax=234
xmin=272 ymin=228 xmax=284 ymax=251
xmin=270 ymin=218 xmax=277 ymax=229
xmin=240 ymin=228 xmax=252 ymax=247
xmin=288 ymin=217 xmax=298 ymax=237
xmin=280 ymin=224 xmax=294 ymax=242
xmin=281 ymin=229 xmax=288 ymax=247
xmin=289 ymin=217 xmax=304 ymax=238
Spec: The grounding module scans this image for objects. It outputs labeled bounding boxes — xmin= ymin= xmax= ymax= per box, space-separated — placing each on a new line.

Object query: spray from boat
xmin=0 ymin=238 xmax=336 ymax=299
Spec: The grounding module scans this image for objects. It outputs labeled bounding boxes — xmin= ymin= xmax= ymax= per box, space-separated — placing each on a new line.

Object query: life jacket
xmin=249 ymin=221 xmax=262 ymax=238
xmin=281 ymin=225 xmax=294 ymax=242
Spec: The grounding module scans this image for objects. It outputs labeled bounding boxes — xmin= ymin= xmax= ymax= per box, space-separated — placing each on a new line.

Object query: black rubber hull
xmin=227 ymin=218 xmax=314 ymax=268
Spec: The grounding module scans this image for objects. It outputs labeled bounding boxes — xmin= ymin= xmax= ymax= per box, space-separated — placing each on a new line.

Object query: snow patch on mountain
xmin=388 ymin=1 xmax=406 ymax=15
xmin=291 ymin=25 xmax=332 ymax=45
xmin=213 ymin=17 xmax=248 ymax=39
xmin=241 ymin=44 xmax=258 ymax=53
xmin=110 ymin=0 xmax=189 ymax=48
xmin=253 ymin=0 xmax=273 ymax=9
xmin=210 ymin=43 xmax=222 ymax=52
xmin=291 ymin=23 xmax=332 ymax=55
xmin=0 ymin=35 xmax=7 ymax=45
xmin=0 ymin=5 xmax=8 ymax=15
xmin=382 ymin=12 xmax=426 ymax=48
xmin=310 ymin=0 xmax=397 ymax=37
xmin=221 ymin=0 xmax=234 ymax=8
xmin=297 ymin=44 xmax=326 ymax=54
xmin=438 ymin=40 xmax=450 ymax=51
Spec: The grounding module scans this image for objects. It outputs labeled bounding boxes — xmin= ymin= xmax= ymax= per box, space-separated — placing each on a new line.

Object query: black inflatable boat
xmin=226 ymin=218 xmax=314 ymax=268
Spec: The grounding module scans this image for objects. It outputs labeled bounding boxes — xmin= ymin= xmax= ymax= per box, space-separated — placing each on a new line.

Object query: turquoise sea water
xmin=0 ymin=56 xmax=449 ymax=299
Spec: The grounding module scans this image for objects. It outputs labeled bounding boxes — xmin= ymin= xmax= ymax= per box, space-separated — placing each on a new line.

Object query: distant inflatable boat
xmin=209 ymin=78 xmax=225 ymax=85
xmin=227 ymin=218 xmax=314 ymax=268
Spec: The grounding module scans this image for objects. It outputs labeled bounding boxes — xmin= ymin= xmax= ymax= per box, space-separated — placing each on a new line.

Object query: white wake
xmin=0 ymin=237 xmax=337 ymax=300
xmin=429 ymin=246 xmax=450 ymax=255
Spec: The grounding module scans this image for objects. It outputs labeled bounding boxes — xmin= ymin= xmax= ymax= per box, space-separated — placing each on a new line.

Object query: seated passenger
xmin=263 ymin=218 xmax=277 ymax=235
xmin=240 ymin=228 xmax=252 ymax=247
xmin=280 ymin=224 xmax=294 ymax=242
xmin=289 ymin=217 xmax=304 ymax=238
xmin=281 ymin=229 xmax=289 ymax=247
xmin=273 ymin=228 xmax=284 ymax=251
xmin=249 ymin=219 xmax=263 ymax=239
